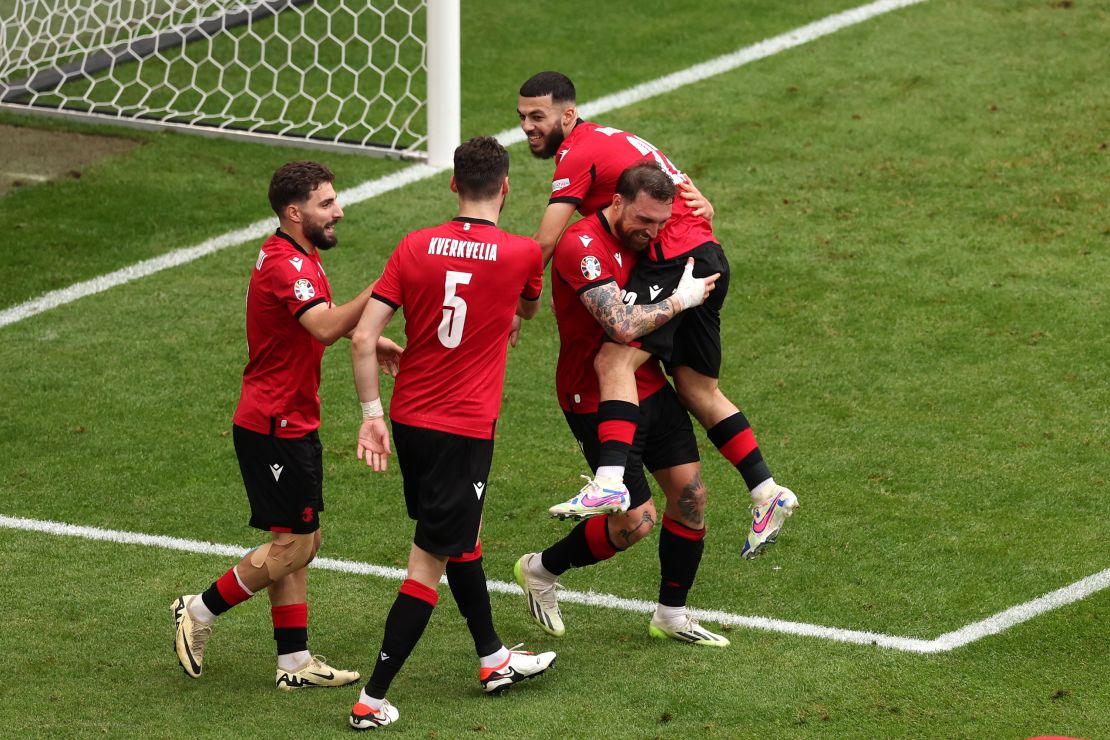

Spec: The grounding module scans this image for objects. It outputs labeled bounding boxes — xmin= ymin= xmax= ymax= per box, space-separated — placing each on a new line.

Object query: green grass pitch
xmin=0 ymin=1 xmax=1107 ymax=737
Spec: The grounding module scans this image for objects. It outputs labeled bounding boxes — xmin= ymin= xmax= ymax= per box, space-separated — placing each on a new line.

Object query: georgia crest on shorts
xmin=293 ymin=278 xmax=316 ymax=301
xmin=580 ymin=256 xmax=602 ymax=280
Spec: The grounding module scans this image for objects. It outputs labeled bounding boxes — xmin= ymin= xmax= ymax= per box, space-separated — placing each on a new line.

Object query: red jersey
xmin=373 ymin=217 xmax=543 ymax=439
xmin=550 ymin=120 xmax=718 ymax=262
xmin=233 ymin=230 xmax=332 ymax=437
xmin=552 ymin=211 xmax=667 ymax=413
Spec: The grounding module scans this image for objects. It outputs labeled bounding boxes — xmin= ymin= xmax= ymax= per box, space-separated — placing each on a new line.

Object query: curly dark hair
xmin=453 ymin=136 xmax=509 ymax=201
xmin=268 ymin=161 xmax=335 ymax=215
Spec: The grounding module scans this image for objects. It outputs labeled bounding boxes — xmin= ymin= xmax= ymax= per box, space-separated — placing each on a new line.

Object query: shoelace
xmin=506 ymin=643 xmax=534 ymax=656
xmin=525 ymin=561 xmax=562 ymax=609
xmin=190 ymin=617 xmax=213 ymax=647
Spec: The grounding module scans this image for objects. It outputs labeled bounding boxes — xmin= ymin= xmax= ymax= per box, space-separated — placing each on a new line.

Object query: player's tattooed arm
xmin=580 ymin=282 xmax=681 ymax=344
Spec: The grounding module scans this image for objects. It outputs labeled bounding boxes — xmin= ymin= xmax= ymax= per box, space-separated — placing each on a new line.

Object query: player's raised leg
xmin=673 ymin=366 xmax=799 ymax=560
xmin=549 ymin=344 xmax=647 ymax=518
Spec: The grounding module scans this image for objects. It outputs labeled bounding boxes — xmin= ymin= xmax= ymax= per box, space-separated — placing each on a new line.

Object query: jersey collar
xmin=595 ymin=209 xmax=614 ymax=236
xmin=274 ymin=228 xmax=311 ymax=256
xmin=452 ymin=216 xmax=496 ymax=227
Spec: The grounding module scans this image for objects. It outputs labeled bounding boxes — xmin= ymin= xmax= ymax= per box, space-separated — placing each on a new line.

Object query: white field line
xmin=3 ymin=514 xmax=1106 ymax=655
xmin=3 ymin=171 xmax=51 ymax=182
xmin=0 ymin=0 xmax=926 ymax=330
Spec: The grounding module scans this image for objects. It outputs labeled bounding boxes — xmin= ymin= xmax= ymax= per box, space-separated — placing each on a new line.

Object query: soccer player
xmin=517 ymin=71 xmax=800 ymax=559
xmin=515 ymin=162 xmax=730 ymax=647
xmin=346 ymin=136 xmax=555 ymax=731
xmin=171 ymin=161 xmax=401 ymax=690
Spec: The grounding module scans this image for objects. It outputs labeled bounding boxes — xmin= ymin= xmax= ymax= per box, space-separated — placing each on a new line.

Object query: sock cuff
xmin=706 ymin=411 xmax=750 ymax=447
xmin=400 ymin=578 xmax=439 ymax=606
xmin=598 ymin=399 xmax=640 ymax=423
xmin=271 ymin=602 xmax=308 ymax=628
xmin=215 ymin=567 xmax=252 ymax=607
xmin=584 ymin=514 xmax=618 ymax=560
xmin=598 ymin=419 xmax=637 ymax=445
xmin=662 ymin=514 xmax=707 ymax=541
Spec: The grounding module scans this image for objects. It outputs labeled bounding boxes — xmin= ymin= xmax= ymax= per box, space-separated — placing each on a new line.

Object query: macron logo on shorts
xmin=270 ymin=463 xmax=284 ymax=482
xmin=649 ymin=284 xmax=663 ymax=300
xmin=473 ymin=482 xmax=485 ymax=500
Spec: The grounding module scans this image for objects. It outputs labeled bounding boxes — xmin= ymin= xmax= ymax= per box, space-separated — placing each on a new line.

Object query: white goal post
xmin=0 ymin=0 xmax=460 ymax=166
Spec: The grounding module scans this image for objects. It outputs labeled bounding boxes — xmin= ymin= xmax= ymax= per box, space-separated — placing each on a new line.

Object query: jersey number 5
xmin=438 ymin=270 xmax=472 ymax=348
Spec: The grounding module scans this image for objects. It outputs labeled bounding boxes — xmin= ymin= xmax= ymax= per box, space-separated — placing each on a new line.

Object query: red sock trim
xmin=400 ymin=578 xmax=439 ymax=606
xmin=584 ymin=515 xmax=618 ymax=560
xmin=718 ymin=428 xmax=758 ymax=466
xmin=662 ymin=514 xmax=706 ymax=541
xmin=598 ymin=418 xmax=637 ymax=444
xmin=215 ymin=568 xmax=252 ymax=607
xmin=271 ymin=602 xmax=308 ymax=629
xmin=448 ymin=539 xmax=483 ymax=563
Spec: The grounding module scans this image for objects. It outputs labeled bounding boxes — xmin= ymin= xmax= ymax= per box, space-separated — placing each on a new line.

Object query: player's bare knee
xmin=671 ymin=472 xmax=707 ymax=528
xmin=247 ymin=532 xmax=316 ymax=580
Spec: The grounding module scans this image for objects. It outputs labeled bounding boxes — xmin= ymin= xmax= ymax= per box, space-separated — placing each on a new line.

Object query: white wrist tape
xmin=674 ymin=262 xmax=706 ymax=310
xmin=361 ymin=398 xmax=384 ymax=419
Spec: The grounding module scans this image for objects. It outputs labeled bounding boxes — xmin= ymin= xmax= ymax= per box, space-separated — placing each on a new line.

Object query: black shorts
xmin=563 ymin=383 xmax=699 ymax=509
xmin=392 ymin=421 xmax=494 ymax=558
xmin=233 ymin=424 xmax=323 ymax=534
xmin=623 ymin=241 xmax=730 ymax=378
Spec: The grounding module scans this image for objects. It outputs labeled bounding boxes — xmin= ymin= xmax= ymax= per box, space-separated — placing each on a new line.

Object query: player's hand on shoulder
xmin=357 ymin=418 xmax=391 ymax=472
xmin=680 ymin=178 xmax=715 ymax=223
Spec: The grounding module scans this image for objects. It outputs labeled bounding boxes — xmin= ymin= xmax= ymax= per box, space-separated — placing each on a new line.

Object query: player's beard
xmin=613 ymin=214 xmax=652 ymax=252
xmin=532 ymin=125 xmax=566 ymax=160
xmin=304 ymin=218 xmax=338 ymax=250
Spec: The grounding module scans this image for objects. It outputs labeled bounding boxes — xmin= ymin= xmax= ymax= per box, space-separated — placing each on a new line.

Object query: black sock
xmin=365 ymin=580 xmax=437 ymax=699
xmin=658 ymin=516 xmax=706 ymax=607
xmin=597 ymin=400 xmax=640 ymax=469
xmin=541 ymin=520 xmax=602 ymax=576
xmin=707 ymin=412 xmax=773 ymax=491
xmin=446 ymin=555 xmax=502 ymax=658
xmin=272 ymin=603 xmax=309 ymax=657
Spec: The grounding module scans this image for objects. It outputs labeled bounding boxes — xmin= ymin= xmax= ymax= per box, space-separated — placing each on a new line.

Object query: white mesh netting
xmin=0 ymin=0 xmax=430 ymax=157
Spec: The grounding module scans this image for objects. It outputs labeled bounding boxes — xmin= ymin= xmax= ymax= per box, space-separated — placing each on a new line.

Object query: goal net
xmin=0 ymin=0 xmax=459 ymax=164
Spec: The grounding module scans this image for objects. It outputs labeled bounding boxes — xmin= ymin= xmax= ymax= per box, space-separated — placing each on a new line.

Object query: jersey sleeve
xmin=549 ymin=145 xmax=595 ymax=206
xmin=552 ymin=228 xmax=616 ymax=295
xmin=371 ymin=238 xmax=405 ymax=310
xmin=267 ymin=253 xmax=327 ymax=319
